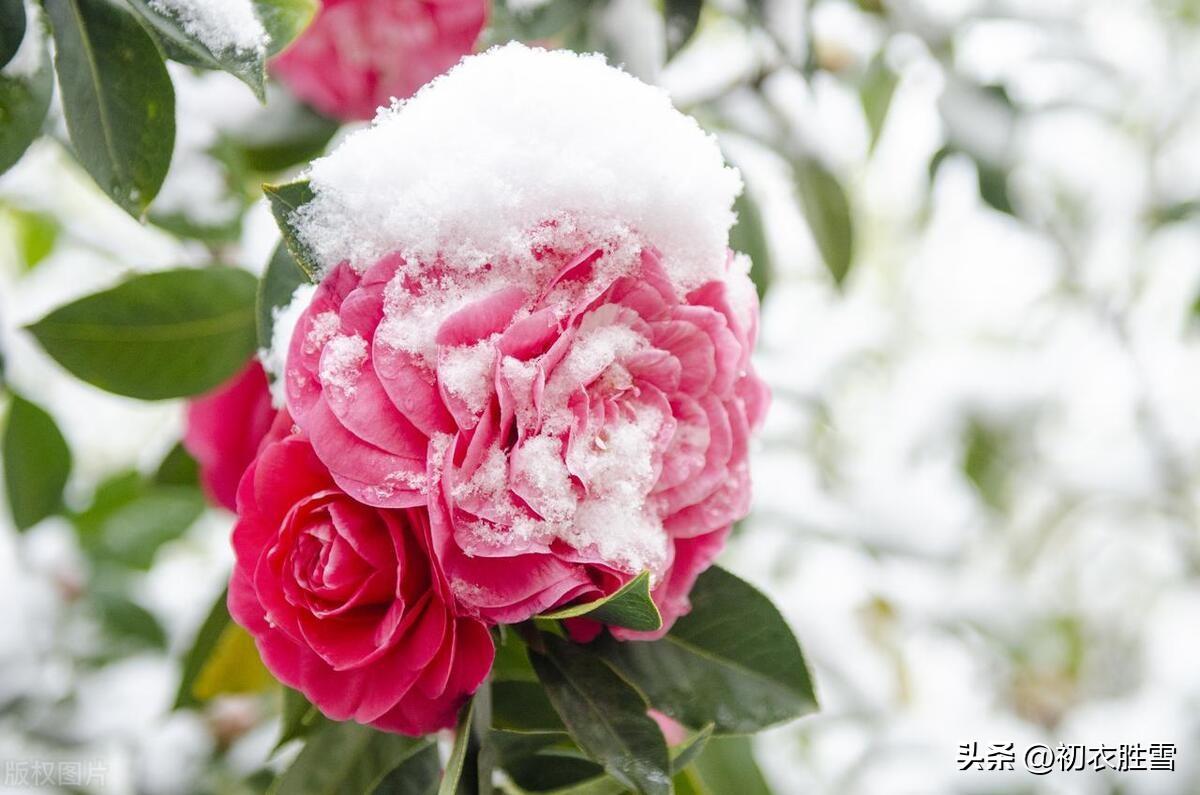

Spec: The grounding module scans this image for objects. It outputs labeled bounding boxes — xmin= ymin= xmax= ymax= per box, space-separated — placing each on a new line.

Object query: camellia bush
xmin=0 ymin=0 xmax=819 ymax=793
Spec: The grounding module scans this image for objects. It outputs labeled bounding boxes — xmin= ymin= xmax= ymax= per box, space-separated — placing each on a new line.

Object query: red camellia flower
xmin=285 ymin=244 xmax=768 ymax=639
xmin=228 ymin=414 xmax=493 ymax=734
xmin=271 ymin=0 xmax=488 ymax=122
xmin=184 ymin=360 xmax=275 ymax=511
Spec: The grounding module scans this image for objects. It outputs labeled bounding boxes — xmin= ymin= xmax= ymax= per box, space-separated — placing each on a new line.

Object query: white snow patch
xmin=294 ymin=43 xmax=742 ymax=291
xmin=149 ymin=0 xmax=268 ymax=58
xmin=319 ymin=334 xmax=368 ymax=396
xmin=260 ymin=283 xmax=316 ymax=407
xmin=440 ymin=337 xmax=499 ymax=415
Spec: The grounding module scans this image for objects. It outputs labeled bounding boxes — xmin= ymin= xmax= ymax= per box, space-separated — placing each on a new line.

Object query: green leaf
xmin=664 ymin=0 xmax=701 ymax=58
xmin=257 ymin=241 xmax=310 ymax=349
xmin=531 ymin=634 xmax=671 ymax=795
xmin=371 ymin=743 xmax=440 ymax=795
xmin=174 ymin=587 xmax=231 ymax=709
xmin=223 ymin=91 xmax=337 ymax=173
xmin=493 ymin=679 xmax=566 ymax=733
xmin=94 ymin=590 xmax=167 ymax=652
xmin=277 ymin=687 xmax=324 ymax=748
xmin=28 ymin=267 xmax=258 ymax=400
xmin=794 ymin=157 xmax=853 ymax=286
xmin=271 ymin=721 xmax=430 ymax=795
xmin=154 ymin=441 xmax=199 ymax=487
xmin=729 ymin=189 xmax=772 ymax=301
xmin=503 ymin=748 xmax=606 ymax=793
xmin=486 ymin=0 xmax=592 ymax=44
xmin=43 ymin=0 xmax=175 ymax=217
xmin=669 ymin=724 xmax=712 ymax=773
xmin=539 ymin=571 xmax=661 ymax=632
xmin=0 ymin=15 xmax=53 ymax=177
xmin=860 ymin=53 xmax=897 ymax=151
xmin=76 ymin=484 xmax=204 ymax=568
xmin=2 ymin=392 xmax=70 ymax=530
xmin=598 ymin=566 xmax=817 ymax=735
xmin=686 ymin=736 xmax=772 ymax=795
xmin=123 ymin=0 xmax=266 ymax=100
xmin=438 ymin=699 xmax=474 ymax=795
xmin=5 ymin=205 xmax=59 ymax=270
xmin=0 ymin=0 xmax=25 ymax=68
xmin=253 ymin=0 xmax=317 ymax=56
xmin=192 ymin=621 xmax=275 ymax=701
xmin=263 ymin=180 xmax=320 ymax=280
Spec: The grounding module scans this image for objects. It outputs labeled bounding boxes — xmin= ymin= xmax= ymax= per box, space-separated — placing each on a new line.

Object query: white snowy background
xmin=3 ymin=0 xmax=1200 ymax=793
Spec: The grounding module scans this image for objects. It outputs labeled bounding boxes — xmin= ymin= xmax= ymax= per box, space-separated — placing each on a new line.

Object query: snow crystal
xmin=439 ymin=337 xmax=499 ymax=416
xmin=295 ymin=43 xmax=742 ymax=291
xmin=149 ymin=0 xmax=268 ymax=58
xmin=319 ymin=334 xmax=368 ymax=396
xmin=304 ymin=311 xmax=341 ymax=354
xmin=261 ymin=283 xmax=316 ymax=407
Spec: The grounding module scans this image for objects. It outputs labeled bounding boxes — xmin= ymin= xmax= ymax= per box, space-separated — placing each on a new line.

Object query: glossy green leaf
xmin=531 ymin=634 xmax=671 ymax=795
xmin=860 ymin=53 xmax=897 ymax=151
xmin=123 ymin=0 xmax=266 ymax=100
xmin=794 ymin=158 xmax=853 ymax=286
xmin=253 ymin=0 xmax=317 ymax=56
xmin=0 ymin=0 xmax=25 ymax=68
xmin=3 ymin=392 xmax=70 ymax=530
xmin=264 ymin=180 xmax=319 ymax=280
xmin=277 ymin=687 xmax=323 ymax=748
xmin=174 ymin=586 xmax=230 ymax=709
xmin=270 ymin=721 xmax=430 ymax=795
xmin=0 ymin=16 xmax=53 ymax=177
xmin=371 ymin=743 xmax=440 ymax=795
xmin=503 ymin=748 xmax=606 ymax=793
xmin=598 ymin=566 xmax=817 ymax=735
xmin=43 ymin=0 xmax=174 ymax=216
xmin=493 ymin=679 xmax=566 ymax=733
xmin=438 ymin=698 xmax=474 ymax=795
xmin=28 ymin=267 xmax=258 ymax=399
xmin=729 ymin=189 xmax=772 ymax=301
xmin=540 ymin=571 xmax=661 ymax=632
xmin=257 ymin=242 xmax=310 ymax=349
xmin=669 ymin=724 xmax=712 ymax=773
xmin=664 ymin=0 xmax=701 ymax=57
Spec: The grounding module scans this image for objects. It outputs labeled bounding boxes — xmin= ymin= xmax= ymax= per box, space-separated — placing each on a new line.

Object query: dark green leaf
xmin=277 ymin=687 xmax=324 ymax=748
xmin=0 ymin=0 xmax=25 ymax=68
xmin=0 ymin=16 xmax=53 ymax=177
xmin=492 ymin=626 xmax=539 ymax=683
xmin=253 ymin=0 xmax=317 ymax=56
xmin=123 ymin=0 xmax=266 ymax=100
xmin=531 ymin=634 xmax=671 ymax=795
xmin=493 ymin=680 xmax=565 ymax=733
xmin=371 ymin=743 xmax=440 ymax=795
xmin=43 ymin=0 xmax=175 ymax=216
xmin=28 ymin=267 xmax=258 ymax=399
xmin=598 ymin=566 xmax=816 ymax=735
xmin=860 ymin=53 xmax=897 ymax=151
xmin=975 ymin=157 xmax=1013 ymax=215
xmin=257 ymin=242 xmax=310 ymax=349
xmin=263 ymin=180 xmax=319 ymax=280
xmin=664 ymin=0 xmax=701 ymax=58
xmin=270 ymin=721 xmax=430 ymax=795
xmin=3 ymin=392 xmax=70 ymax=530
xmin=438 ymin=699 xmax=474 ymax=795
xmin=503 ymin=748 xmax=606 ymax=793
xmin=669 ymin=724 xmax=712 ymax=773
xmin=729 ymin=189 xmax=772 ymax=301
xmin=94 ymin=590 xmax=167 ymax=651
xmin=174 ymin=586 xmax=230 ymax=709
xmin=794 ymin=158 xmax=853 ymax=286
xmin=540 ymin=571 xmax=661 ymax=632
xmin=154 ymin=441 xmax=199 ymax=487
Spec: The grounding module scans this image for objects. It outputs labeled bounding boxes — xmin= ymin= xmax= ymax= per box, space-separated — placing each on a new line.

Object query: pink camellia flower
xmin=184 ymin=360 xmax=275 ymax=511
xmin=271 ymin=0 xmax=488 ymax=122
xmin=285 ymin=243 xmax=768 ymax=639
xmin=228 ymin=413 xmax=493 ymax=735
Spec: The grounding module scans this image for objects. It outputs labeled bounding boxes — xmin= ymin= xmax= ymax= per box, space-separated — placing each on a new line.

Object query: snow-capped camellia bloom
xmin=271 ymin=0 xmax=487 ymax=121
xmin=228 ymin=415 xmax=493 ymax=734
xmin=278 ymin=44 xmax=764 ymax=636
xmin=184 ymin=360 xmax=275 ymax=511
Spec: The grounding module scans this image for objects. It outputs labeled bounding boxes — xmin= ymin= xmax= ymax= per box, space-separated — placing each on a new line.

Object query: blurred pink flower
xmin=271 ymin=0 xmax=488 ymax=121
xmin=184 ymin=360 xmax=275 ymax=511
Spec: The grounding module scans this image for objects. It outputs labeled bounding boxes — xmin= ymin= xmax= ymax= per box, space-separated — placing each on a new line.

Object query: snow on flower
xmin=282 ymin=43 xmax=766 ymax=635
xmin=271 ymin=0 xmax=487 ymax=122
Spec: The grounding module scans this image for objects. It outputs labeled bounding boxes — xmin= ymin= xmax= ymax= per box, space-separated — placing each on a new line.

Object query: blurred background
xmin=3 ymin=0 xmax=1200 ymax=793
